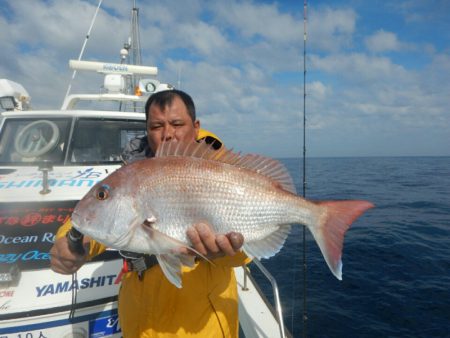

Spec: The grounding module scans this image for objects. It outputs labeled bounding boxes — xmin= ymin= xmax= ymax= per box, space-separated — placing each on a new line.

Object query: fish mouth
xmin=70 ymin=211 xmax=88 ymax=231
xmin=70 ymin=212 xmax=80 ymax=227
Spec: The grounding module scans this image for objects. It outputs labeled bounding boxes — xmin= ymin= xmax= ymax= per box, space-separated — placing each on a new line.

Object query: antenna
xmin=64 ymin=0 xmax=103 ymax=100
xmin=128 ymin=0 xmax=142 ymax=111
xmin=130 ymin=1 xmax=142 ymax=89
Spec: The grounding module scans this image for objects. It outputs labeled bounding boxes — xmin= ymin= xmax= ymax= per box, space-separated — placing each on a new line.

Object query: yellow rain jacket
xmin=55 ymin=130 xmax=250 ymax=337
xmin=56 ymin=221 xmax=248 ymax=337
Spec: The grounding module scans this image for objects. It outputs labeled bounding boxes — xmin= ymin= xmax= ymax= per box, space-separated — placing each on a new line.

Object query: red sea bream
xmin=71 ymin=141 xmax=374 ymax=287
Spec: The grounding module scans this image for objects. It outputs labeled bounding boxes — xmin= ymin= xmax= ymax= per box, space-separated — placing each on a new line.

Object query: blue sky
xmin=1 ymin=0 xmax=449 ymax=157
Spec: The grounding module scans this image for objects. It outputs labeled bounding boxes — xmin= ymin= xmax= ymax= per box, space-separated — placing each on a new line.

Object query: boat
xmin=0 ymin=2 xmax=291 ymax=337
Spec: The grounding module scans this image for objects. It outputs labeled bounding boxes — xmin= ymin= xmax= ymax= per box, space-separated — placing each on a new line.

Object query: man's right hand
xmin=186 ymin=222 xmax=244 ymax=260
xmin=50 ymin=236 xmax=90 ymax=274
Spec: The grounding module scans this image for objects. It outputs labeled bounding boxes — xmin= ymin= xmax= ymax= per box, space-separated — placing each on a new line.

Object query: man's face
xmin=146 ymin=95 xmax=200 ymax=153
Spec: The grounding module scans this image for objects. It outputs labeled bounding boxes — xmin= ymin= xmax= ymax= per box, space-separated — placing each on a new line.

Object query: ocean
xmin=251 ymin=156 xmax=450 ymax=338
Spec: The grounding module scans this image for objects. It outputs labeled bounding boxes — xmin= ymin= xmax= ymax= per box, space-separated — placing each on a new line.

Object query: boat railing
xmin=242 ymin=259 xmax=287 ymax=338
xmin=61 ymin=93 xmax=147 ymax=111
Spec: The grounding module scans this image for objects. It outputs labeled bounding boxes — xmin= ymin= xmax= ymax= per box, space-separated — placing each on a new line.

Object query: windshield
xmin=0 ymin=118 xmax=71 ymax=165
xmin=69 ymin=118 xmax=146 ymax=164
xmin=0 ymin=117 xmax=146 ymax=165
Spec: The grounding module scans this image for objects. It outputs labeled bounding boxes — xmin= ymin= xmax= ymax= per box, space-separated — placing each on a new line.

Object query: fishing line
xmin=69 ymin=271 xmax=78 ymax=320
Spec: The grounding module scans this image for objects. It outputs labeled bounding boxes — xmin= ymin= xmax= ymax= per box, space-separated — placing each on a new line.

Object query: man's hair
xmin=144 ymin=89 xmax=196 ymax=122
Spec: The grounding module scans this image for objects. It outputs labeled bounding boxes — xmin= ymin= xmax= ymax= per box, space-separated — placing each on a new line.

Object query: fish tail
xmin=309 ymin=200 xmax=374 ymax=280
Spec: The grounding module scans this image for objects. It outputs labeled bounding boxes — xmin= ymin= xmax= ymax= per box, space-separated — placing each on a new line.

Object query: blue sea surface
xmin=250 ymin=156 xmax=450 ymax=338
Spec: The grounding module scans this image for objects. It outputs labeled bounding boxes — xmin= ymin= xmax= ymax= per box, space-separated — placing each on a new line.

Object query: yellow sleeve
xmin=212 ymin=251 xmax=251 ymax=267
xmin=55 ymin=219 xmax=107 ymax=259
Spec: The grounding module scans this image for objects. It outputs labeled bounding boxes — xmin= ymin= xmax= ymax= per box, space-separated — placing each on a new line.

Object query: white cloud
xmin=9 ymin=1 xmax=102 ymax=52
xmin=212 ymin=1 xmax=300 ymax=45
xmin=1 ymin=0 xmax=449 ymax=157
xmin=307 ymin=48 xmax=450 ymax=138
xmin=364 ymin=29 xmax=410 ymax=53
xmin=309 ymin=7 xmax=356 ymax=52
xmin=310 ymin=53 xmax=411 ymax=83
xmin=177 ymin=21 xmax=230 ymax=57
xmin=365 ymin=30 xmax=400 ymax=52
xmin=309 ymin=81 xmax=328 ymax=100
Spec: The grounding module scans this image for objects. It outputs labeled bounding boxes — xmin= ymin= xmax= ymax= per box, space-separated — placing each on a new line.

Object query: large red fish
xmin=72 ymin=141 xmax=374 ymax=287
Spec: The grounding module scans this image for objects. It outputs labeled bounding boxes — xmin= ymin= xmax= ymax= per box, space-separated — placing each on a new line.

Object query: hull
xmin=0 ymin=261 xmax=121 ymax=338
xmin=0 ymin=198 xmax=123 ymax=338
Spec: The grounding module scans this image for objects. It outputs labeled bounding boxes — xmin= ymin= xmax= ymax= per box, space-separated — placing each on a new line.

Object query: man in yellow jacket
xmin=50 ymin=89 xmax=249 ymax=337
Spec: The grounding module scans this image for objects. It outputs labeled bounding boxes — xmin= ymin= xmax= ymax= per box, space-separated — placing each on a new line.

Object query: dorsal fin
xmin=234 ymin=153 xmax=296 ymax=194
xmin=155 ymin=140 xmax=296 ymax=194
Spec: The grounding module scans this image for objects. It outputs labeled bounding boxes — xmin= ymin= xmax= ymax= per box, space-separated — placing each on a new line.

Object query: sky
xmin=0 ymin=0 xmax=449 ymax=158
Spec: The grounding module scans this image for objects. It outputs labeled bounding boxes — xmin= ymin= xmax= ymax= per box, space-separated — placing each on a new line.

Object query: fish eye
xmin=96 ymin=184 xmax=110 ymax=200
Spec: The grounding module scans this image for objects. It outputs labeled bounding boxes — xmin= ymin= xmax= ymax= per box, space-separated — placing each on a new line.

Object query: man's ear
xmin=194 ymin=120 xmax=200 ymax=136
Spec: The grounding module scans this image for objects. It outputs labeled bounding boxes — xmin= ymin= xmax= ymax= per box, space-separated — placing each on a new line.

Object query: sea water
xmin=251 ymin=156 xmax=450 ymax=338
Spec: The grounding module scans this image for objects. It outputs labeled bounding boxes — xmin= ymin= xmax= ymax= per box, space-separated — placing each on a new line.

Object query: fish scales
xmin=132 ymin=156 xmax=299 ymax=241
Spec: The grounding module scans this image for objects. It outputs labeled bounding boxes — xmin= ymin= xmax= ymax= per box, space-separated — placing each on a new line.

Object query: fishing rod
xmin=302 ymin=1 xmax=308 ymax=337
xmin=67 ymin=227 xmax=85 ymax=255
xmin=63 ymin=0 xmax=104 ymax=319
xmin=290 ymin=2 xmax=308 ymax=336
xmin=65 ymin=0 xmax=102 ymax=272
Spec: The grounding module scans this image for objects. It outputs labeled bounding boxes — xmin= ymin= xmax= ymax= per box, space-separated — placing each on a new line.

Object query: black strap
xmin=128 ymin=254 xmax=159 ymax=272
xmin=119 ymin=251 xmax=159 ymax=279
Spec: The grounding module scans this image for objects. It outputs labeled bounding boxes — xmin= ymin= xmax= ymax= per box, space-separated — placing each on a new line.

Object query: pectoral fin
xmin=156 ymin=253 xmax=191 ymax=288
xmin=140 ymin=223 xmax=212 ymax=288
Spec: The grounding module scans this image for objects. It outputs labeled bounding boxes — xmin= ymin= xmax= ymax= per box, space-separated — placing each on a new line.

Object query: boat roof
xmin=1 ymin=109 xmax=146 ymax=120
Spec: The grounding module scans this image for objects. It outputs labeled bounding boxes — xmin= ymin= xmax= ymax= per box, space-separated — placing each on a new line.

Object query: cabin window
xmin=70 ymin=118 xmax=146 ymax=164
xmin=0 ymin=118 xmax=71 ymax=165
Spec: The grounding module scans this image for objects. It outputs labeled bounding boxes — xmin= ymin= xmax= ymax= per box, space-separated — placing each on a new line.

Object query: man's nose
xmin=163 ymin=126 xmax=175 ymax=140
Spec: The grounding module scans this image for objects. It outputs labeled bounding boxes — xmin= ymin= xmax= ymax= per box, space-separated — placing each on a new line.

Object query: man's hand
xmin=50 ymin=236 xmax=90 ymax=274
xmin=186 ymin=222 xmax=244 ymax=260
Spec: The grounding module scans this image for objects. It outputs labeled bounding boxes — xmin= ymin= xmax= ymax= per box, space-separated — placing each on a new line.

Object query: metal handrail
xmin=243 ymin=259 xmax=286 ymax=338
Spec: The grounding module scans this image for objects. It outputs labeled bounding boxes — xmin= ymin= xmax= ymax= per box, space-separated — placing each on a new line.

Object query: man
xmin=50 ymin=89 xmax=248 ymax=337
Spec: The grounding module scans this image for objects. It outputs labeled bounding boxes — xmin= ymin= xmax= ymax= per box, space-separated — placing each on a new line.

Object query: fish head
xmin=71 ymin=170 xmax=143 ymax=248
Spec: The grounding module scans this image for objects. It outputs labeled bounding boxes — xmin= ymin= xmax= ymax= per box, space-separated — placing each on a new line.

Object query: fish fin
xmin=155 ymin=140 xmax=296 ymax=193
xmin=175 ymin=249 xmax=215 ymax=267
xmin=141 ymin=221 xmax=189 ymax=252
xmin=243 ymin=225 xmax=291 ymax=259
xmin=234 ymin=154 xmax=296 ymax=194
xmin=157 ymin=252 xmax=204 ymax=288
xmin=141 ymin=225 xmax=214 ymax=286
xmin=144 ymin=224 xmax=213 ymax=264
xmin=179 ymin=254 xmax=196 ymax=268
xmin=156 ymin=254 xmax=183 ymax=288
xmin=184 ymin=247 xmax=215 ymax=266
xmin=310 ymin=200 xmax=374 ymax=280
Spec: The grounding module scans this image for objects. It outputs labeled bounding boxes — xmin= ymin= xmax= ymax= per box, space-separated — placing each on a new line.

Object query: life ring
xmin=14 ymin=120 xmax=60 ymax=157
